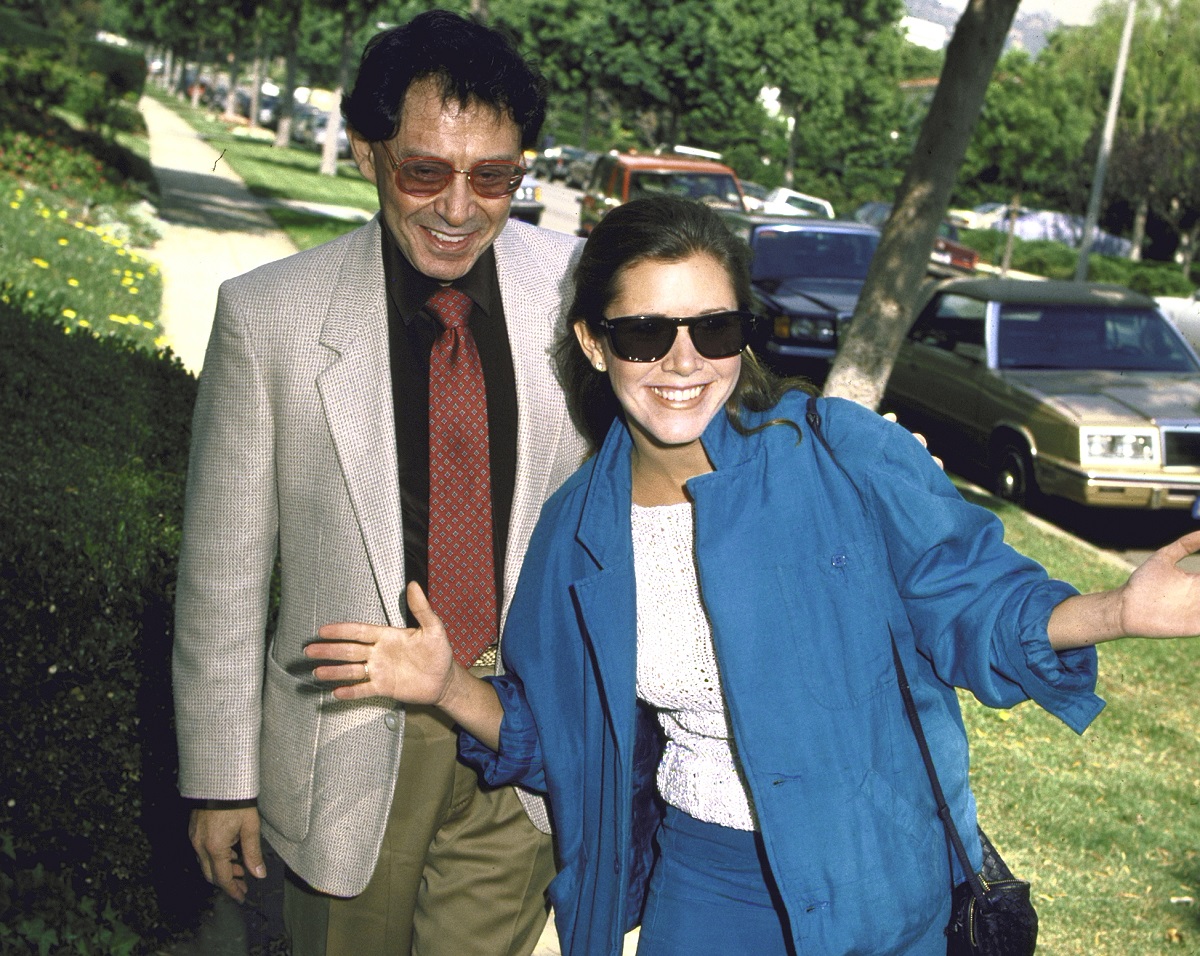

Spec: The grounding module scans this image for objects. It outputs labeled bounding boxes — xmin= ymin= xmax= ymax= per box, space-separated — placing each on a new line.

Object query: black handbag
xmin=891 ymin=639 xmax=1038 ymax=956
xmin=803 ymin=396 xmax=1037 ymax=954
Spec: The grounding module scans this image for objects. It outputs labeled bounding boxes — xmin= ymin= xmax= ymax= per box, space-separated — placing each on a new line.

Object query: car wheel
xmin=992 ymin=440 xmax=1037 ymax=507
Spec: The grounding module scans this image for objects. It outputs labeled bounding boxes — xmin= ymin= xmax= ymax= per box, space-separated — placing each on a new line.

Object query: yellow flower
xmin=8 ymin=201 xmax=19 ymax=209
xmin=121 ymin=277 xmax=133 ymax=286
xmin=39 ymin=208 xmax=50 ymax=219
xmin=135 ymin=272 xmax=144 ymax=280
xmin=123 ymin=270 xmax=132 ymax=277
xmin=109 ymin=313 xmax=127 ymax=324
xmin=154 ymin=335 xmax=169 ymax=348
xmin=74 ymin=221 xmax=84 ymax=230
xmin=142 ymin=320 xmax=154 ymax=329
xmin=57 ymin=210 xmax=67 ymax=219
xmin=79 ymin=319 xmax=91 ymax=328
xmin=57 ymin=238 xmax=68 ymax=246
xmin=31 ymin=257 xmax=49 ymax=269
xmin=128 ymin=314 xmax=140 ymax=323
xmin=128 ymin=287 xmax=139 ymax=295
xmin=67 ymin=278 xmax=79 ymax=287
xmin=26 ymin=290 xmax=34 ymax=298
xmin=62 ymin=308 xmax=77 ymax=319
xmin=15 ymin=188 xmax=24 ymax=199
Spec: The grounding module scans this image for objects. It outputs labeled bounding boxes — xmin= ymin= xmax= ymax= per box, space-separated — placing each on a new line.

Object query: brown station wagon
xmin=884 ymin=277 xmax=1200 ymax=511
xmin=578 ymin=152 xmax=745 ymax=236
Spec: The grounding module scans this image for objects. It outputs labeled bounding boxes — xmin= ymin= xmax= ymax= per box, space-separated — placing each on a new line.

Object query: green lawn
xmin=957 ymin=488 xmax=1200 ymax=953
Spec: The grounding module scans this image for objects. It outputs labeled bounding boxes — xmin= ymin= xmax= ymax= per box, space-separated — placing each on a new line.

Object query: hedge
xmin=0 ymin=301 xmax=210 ymax=953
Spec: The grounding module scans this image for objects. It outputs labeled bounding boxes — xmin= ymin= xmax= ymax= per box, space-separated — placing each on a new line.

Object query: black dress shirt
xmin=381 ymin=227 xmax=518 ymax=629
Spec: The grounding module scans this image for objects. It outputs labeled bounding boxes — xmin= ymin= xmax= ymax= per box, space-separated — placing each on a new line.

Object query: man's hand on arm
xmin=189 ymin=805 xmax=266 ymax=903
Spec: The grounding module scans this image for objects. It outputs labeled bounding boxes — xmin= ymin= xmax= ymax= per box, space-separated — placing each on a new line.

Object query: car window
xmin=997 ymin=305 xmax=1198 ymax=372
xmin=627 ymin=172 xmax=741 ymax=207
xmin=907 ymin=294 xmax=986 ymax=357
xmin=750 ymin=228 xmax=878 ymax=281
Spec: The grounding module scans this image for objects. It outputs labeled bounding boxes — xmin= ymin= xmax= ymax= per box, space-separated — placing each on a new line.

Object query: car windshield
xmin=750 ymin=228 xmax=878 ymax=282
xmin=997 ymin=304 xmax=1198 ymax=372
xmin=628 ymin=171 xmax=741 ymax=207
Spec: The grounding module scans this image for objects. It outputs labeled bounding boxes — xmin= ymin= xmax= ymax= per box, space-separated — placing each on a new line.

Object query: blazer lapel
xmin=571 ymin=427 xmax=640 ymax=754
xmin=316 ymin=220 xmax=407 ymax=625
xmin=493 ymin=225 xmax=587 ymax=612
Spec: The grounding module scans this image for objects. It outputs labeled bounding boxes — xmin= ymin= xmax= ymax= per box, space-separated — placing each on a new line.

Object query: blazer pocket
xmin=258 ymin=652 xmax=319 ymax=843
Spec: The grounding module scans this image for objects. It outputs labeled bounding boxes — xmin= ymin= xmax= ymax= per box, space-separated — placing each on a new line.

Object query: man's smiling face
xmin=350 ymin=76 xmax=521 ymax=282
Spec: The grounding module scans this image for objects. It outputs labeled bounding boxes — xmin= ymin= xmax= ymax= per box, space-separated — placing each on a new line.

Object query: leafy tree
xmin=758 ymin=0 xmax=915 ymax=212
xmin=1102 ymin=0 xmax=1200 ymax=261
xmin=957 ymin=48 xmax=1094 ymax=270
xmin=824 ymin=0 xmax=1022 ymax=408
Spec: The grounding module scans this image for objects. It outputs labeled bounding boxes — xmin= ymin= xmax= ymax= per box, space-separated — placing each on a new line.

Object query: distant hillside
xmin=904 ymin=0 xmax=1071 ymax=56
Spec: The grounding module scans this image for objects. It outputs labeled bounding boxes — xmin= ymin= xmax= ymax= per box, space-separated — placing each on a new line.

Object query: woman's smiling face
xmin=574 ymin=253 xmax=741 ymax=463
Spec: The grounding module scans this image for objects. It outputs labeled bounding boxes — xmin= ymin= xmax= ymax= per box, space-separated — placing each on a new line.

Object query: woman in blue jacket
xmin=308 ymin=197 xmax=1200 ymax=955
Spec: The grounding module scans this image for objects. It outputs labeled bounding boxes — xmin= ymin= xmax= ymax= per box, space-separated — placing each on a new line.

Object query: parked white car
xmin=757 ymin=187 xmax=835 ymax=219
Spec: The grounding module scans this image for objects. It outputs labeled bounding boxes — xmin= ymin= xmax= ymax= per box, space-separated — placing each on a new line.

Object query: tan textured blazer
xmin=173 ymin=217 xmax=587 ymax=896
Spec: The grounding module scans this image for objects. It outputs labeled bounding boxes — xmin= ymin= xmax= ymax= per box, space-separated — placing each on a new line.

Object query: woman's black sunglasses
xmin=593 ymin=310 xmax=763 ymax=363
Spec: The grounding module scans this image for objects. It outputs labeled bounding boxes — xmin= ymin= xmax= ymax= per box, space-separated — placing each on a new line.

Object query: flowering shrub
xmin=0 ymin=184 xmax=164 ymax=352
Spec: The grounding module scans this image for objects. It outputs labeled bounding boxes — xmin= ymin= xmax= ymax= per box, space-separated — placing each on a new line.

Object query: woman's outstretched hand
xmin=1050 ymin=528 xmax=1200 ymax=649
xmin=1117 ymin=528 xmax=1200 ymax=639
xmin=307 ymin=581 xmax=456 ymax=704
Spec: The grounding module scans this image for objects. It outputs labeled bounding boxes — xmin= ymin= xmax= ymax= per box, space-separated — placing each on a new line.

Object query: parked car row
xmin=529 ymin=146 xmax=1200 ymax=517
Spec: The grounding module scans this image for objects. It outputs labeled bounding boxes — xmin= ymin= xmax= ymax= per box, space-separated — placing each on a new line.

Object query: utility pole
xmin=1075 ymin=0 xmax=1137 ymax=281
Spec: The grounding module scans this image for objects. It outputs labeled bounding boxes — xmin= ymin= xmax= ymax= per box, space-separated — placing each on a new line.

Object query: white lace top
xmin=632 ymin=502 xmax=758 ymax=831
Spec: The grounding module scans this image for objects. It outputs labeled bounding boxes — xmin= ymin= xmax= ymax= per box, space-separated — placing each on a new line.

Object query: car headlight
xmin=1079 ymin=427 xmax=1159 ymax=464
xmin=779 ymin=316 xmax=836 ymax=343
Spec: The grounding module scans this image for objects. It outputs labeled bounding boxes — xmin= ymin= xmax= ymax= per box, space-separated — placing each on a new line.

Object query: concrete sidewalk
xmin=141 ymin=95 xmax=300 ymax=373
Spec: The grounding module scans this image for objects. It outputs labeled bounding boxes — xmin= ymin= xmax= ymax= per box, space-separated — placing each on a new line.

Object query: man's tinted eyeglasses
xmin=380 ymin=141 xmax=525 ymax=199
xmin=594 ymin=310 xmax=762 ymax=363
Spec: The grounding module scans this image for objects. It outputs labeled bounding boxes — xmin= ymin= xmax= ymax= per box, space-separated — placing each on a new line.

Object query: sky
xmin=941 ymin=0 xmax=1109 ymax=27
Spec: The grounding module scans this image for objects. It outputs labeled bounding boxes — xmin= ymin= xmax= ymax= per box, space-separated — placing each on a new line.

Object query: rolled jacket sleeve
xmin=825 ymin=399 xmax=1104 ymax=733
xmin=458 ymin=675 xmax=547 ymax=792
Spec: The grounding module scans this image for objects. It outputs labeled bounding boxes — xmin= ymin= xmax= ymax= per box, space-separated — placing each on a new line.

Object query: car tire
xmin=992 ymin=440 xmax=1038 ymax=508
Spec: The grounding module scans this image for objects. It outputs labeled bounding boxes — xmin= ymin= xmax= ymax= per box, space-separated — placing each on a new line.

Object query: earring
xmin=595 ymin=361 xmax=606 ymax=372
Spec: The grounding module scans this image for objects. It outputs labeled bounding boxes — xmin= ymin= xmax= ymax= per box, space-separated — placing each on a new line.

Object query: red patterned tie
xmin=426 ymin=287 xmax=498 ymax=667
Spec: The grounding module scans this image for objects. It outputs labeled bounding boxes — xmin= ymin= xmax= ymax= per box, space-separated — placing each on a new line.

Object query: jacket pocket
xmin=762 ymin=769 xmax=946 ymax=952
xmin=257 ymin=652 xmax=319 ymax=843
xmin=774 ymin=552 xmax=892 ymax=708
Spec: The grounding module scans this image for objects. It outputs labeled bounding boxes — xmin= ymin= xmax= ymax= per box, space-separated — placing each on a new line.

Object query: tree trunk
xmin=823 ymin=0 xmax=1021 ymax=409
xmin=274 ymin=2 xmax=304 ymax=148
xmin=1000 ymin=191 xmax=1020 ymax=275
xmin=1180 ymin=221 xmax=1199 ymax=277
xmin=320 ymin=4 xmax=359 ymax=177
xmin=580 ymin=85 xmax=594 ymax=150
xmin=1129 ymin=194 xmax=1148 ymax=261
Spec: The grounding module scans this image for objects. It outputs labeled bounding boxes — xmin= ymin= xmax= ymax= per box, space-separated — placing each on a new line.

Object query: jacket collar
xmin=573 ymin=402 xmax=778 ymax=567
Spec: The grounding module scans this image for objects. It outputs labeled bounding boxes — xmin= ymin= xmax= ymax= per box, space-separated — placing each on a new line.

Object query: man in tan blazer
xmin=173 ymin=12 xmax=586 ymax=955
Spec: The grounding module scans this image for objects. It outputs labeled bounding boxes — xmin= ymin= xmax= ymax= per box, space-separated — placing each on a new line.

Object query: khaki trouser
xmin=284 ymin=705 xmax=555 ymax=956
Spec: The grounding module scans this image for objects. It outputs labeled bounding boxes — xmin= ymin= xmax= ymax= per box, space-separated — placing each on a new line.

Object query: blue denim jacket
xmin=462 ymin=394 xmax=1102 ymax=956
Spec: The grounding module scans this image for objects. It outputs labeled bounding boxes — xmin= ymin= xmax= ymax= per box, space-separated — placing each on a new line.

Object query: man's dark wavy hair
xmin=342 ymin=9 xmax=547 ymax=149
xmin=557 ymin=195 xmax=815 ymax=452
